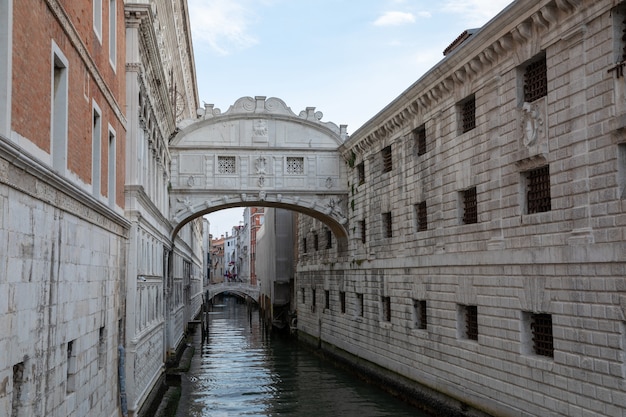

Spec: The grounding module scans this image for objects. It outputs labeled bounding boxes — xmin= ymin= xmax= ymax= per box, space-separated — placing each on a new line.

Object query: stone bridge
xmin=207 ymin=282 xmax=260 ymax=302
xmin=168 ymin=96 xmax=350 ymax=249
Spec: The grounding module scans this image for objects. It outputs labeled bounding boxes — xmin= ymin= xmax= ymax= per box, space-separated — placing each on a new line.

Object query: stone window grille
xmin=359 ymin=220 xmax=366 ymax=243
xmin=340 ymin=291 xmax=346 ymax=314
xmin=325 ymin=290 xmax=330 ymax=310
xmin=462 ymin=187 xmax=478 ymax=224
xmin=381 ymin=145 xmax=393 ymax=172
xmin=460 ymin=305 xmax=478 ymax=340
xmin=526 ymin=165 xmax=551 ymax=214
xmin=382 ymin=296 xmax=391 ymax=322
xmin=325 ymin=229 xmax=332 ymax=249
xmin=357 ymin=293 xmax=364 ymax=317
xmin=416 ymin=201 xmax=427 ymax=231
xmin=98 ymin=327 xmax=106 ymax=370
xmin=531 ymin=313 xmax=554 ymax=357
xmin=357 ymin=162 xmax=365 ymax=185
xmin=66 ymin=340 xmax=77 ymax=393
xmin=460 ymin=95 xmax=476 ymax=133
xmin=414 ymin=300 xmax=427 ymax=330
xmin=414 ymin=124 xmax=427 ymax=156
xmin=218 ymin=156 xmax=236 ymax=174
xmin=287 ymin=156 xmax=304 ymax=174
xmin=383 ymin=212 xmax=392 ymax=238
xmin=524 ymin=55 xmax=547 ymax=103
xmin=12 ymin=362 xmax=25 ymax=414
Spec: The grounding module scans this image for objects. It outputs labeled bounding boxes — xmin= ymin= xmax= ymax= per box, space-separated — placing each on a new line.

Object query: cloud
xmin=440 ymin=0 xmax=513 ymax=26
xmin=188 ymin=0 xmax=258 ymax=55
xmin=373 ymin=11 xmax=416 ymax=27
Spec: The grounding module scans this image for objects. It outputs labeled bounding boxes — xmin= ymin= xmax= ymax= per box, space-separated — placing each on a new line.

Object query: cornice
xmin=0 ymin=135 xmax=130 ymax=237
xmin=44 ymin=0 xmax=127 ymax=128
xmin=342 ymin=0 xmax=585 ymax=162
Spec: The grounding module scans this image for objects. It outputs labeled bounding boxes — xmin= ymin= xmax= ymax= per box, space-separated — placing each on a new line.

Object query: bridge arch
xmin=168 ymin=96 xmax=350 ymax=249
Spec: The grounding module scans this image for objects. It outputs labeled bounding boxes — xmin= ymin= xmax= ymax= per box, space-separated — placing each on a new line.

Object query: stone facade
xmin=1 ymin=1 xmax=204 ymax=417
xmin=0 ymin=1 xmax=128 ymax=416
xmin=297 ymin=1 xmax=626 ymax=416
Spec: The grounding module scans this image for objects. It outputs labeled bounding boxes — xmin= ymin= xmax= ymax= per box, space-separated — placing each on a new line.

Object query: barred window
xmin=357 ymin=293 xmax=364 ymax=317
xmin=462 ymin=187 xmax=477 ymax=224
xmin=460 ymin=95 xmax=476 ymax=133
xmin=414 ymin=125 xmax=426 ymax=156
xmin=382 ymin=296 xmax=391 ymax=322
xmin=325 ymin=290 xmax=330 ymax=310
xmin=382 ymin=212 xmax=392 ymax=238
xmin=414 ymin=300 xmax=427 ymax=330
xmin=524 ymin=56 xmax=547 ymax=103
xmin=381 ymin=145 xmax=392 ymax=173
xmin=340 ymin=291 xmax=346 ymax=314
xmin=359 ymin=220 xmax=366 ymax=244
xmin=460 ymin=305 xmax=478 ymax=340
xmin=287 ymin=157 xmax=304 ymax=174
xmin=526 ymin=166 xmax=551 ymax=214
xmin=530 ymin=313 xmax=554 ymax=357
xmin=357 ymin=162 xmax=365 ymax=185
xmin=416 ymin=201 xmax=427 ymax=231
xmin=218 ymin=156 xmax=236 ymax=174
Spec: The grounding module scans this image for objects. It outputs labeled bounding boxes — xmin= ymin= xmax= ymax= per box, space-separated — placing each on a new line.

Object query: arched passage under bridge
xmin=168 ymin=96 xmax=351 ymax=250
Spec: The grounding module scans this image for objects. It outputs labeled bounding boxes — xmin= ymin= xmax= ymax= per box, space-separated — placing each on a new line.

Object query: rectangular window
xmin=312 ymin=289 xmax=316 ymax=307
xmin=302 ymin=237 xmax=307 ymax=253
xmin=218 ymin=156 xmax=236 ymax=174
xmin=52 ymin=44 xmax=69 ymax=173
xmin=613 ymin=3 xmax=626 ymax=64
xmin=325 ymin=229 xmax=332 ymax=249
xmin=414 ymin=124 xmax=426 ymax=156
xmin=459 ymin=305 xmax=478 ymax=340
xmin=460 ymin=95 xmax=476 ymax=133
xmin=340 ymin=291 xmax=346 ymax=314
xmin=109 ymin=0 xmax=116 ymax=67
xmin=462 ymin=187 xmax=477 ymax=224
xmin=530 ymin=313 xmax=554 ymax=357
xmin=359 ymin=220 xmax=366 ymax=244
xmin=382 ymin=212 xmax=392 ymax=238
xmin=414 ymin=299 xmax=427 ymax=330
xmin=301 ymin=288 xmax=305 ymax=304
xmin=416 ymin=201 xmax=427 ymax=232
xmin=12 ymin=362 xmax=25 ymax=414
xmin=93 ymin=0 xmax=103 ymax=41
xmin=98 ymin=327 xmax=106 ymax=370
xmin=286 ymin=156 xmax=304 ymax=174
xmin=313 ymin=233 xmax=319 ymax=251
xmin=108 ymin=128 xmax=116 ymax=207
xmin=92 ymin=104 xmax=102 ymax=197
xmin=357 ymin=162 xmax=365 ymax=185
xmin=325 ymin=290 xmax=330 ymax=310
xmin=525 ymin=165 xmax=551 ymax=214
xmin=382 ymin=296 xmax=391 ymax=322
xmin=381 ymin=145 xmax=392 ymax=173
xmin=66 ymin=340 xmax=76 ymax=393
xmin=523 ymin=55 xmax=547 ymax=103
xmin=619 ymin=144 xmax=626 ymax=199
xmin=357 ymin=293 xmax=364 ymax=317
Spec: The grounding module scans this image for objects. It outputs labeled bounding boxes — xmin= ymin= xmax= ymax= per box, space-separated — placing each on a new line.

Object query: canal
xmin=176 ymin=295 xmax=430 ymax=417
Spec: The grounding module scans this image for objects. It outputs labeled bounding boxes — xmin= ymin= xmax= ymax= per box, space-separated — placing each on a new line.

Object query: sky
xmin=187 ymin=0 xmax=514 ymax=238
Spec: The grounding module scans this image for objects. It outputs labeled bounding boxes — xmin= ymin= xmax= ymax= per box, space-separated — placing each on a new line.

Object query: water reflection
xmin=182 ymin=296 xmax=428 ymax=417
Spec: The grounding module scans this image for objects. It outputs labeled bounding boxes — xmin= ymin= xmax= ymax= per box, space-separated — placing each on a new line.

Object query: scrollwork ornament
xmin=520 ymin=101 xmax=543 ymax=147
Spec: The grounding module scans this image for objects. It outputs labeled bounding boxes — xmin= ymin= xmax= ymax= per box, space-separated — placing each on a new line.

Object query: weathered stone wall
xmin=297 ymin=1 xmax=626 ymax=416
xmin=0 ymin=145 xmax=128 ymax=417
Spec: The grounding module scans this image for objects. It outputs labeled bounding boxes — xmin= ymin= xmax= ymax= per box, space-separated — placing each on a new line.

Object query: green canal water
xmin=177 ymin=295 xmax=430 ymax=417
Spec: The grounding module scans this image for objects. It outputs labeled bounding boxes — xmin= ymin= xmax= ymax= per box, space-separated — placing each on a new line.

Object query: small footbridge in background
xmin=207 ymin=282 xmax=260 ymax=303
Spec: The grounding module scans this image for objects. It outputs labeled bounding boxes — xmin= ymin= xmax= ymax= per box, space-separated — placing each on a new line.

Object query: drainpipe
xmin=118 ymin=344 xmax=128 ymax=417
